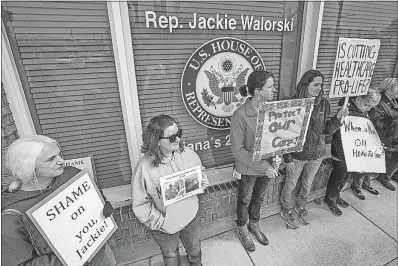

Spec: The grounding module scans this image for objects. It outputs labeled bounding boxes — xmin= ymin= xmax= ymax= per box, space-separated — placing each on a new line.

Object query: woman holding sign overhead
xmin=131 ymin=114 xmax=209 ymax=266
xmin=230 ymin=70 xmax=279 ymax=252
xmin=280 ymin=69 xmax=349 ymax=228
xmin=1 ymin=135 xmax=116 ymax=266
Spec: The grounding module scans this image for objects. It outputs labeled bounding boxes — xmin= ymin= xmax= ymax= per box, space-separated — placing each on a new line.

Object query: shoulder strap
xmin=2 ymin=209 xmax=47 ymax=256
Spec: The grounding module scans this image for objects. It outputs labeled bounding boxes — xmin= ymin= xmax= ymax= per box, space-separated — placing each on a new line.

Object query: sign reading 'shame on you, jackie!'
xmin=26 ymin=170 xmax=117 ymax=266
xmin=181 ymin=37 xmax=265 ymax=130
xmin=145 ymin=11 xmax=294 ymax=33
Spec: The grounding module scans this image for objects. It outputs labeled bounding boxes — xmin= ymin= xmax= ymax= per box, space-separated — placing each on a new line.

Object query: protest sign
xmin=329 ymin=37 xmax=380 ymax=98
xmin=341 ymin=116 xmax=386 ymax=173
xmin=253 ymin=98 xmax=314 ymax=160
xmin=26 ymin=170 xmax=117 ymax=266
xmin=64 ymin=156 xmax=95 ymax=179
xmin=160 ymin=165 xmax=203 ymax=206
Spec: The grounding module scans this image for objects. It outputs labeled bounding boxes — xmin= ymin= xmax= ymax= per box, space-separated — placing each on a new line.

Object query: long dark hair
xmin=293 ymin=69 xmax=324 ymax=100
xmin=239 ymin=70 xmax=274 ymax=97
xmin=141 ymin=114 xmax=184 ymax=167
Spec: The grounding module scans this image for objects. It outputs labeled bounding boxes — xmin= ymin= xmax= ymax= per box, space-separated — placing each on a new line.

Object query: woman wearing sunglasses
xmin=131 ymin=114 xmax=209 ymax=266
xmin=230 ymin=70 xmax=279 ymax=252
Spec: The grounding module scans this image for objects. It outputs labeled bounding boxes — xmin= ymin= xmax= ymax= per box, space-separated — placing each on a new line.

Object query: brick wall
xmin=1 ymin=83 xmax=19 ymax=189
xmin=109 ymin=159 xmax=333 ymax=248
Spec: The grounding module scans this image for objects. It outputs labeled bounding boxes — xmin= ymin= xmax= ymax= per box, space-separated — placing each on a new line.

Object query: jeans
xmin=281 ymin=157 xmax=323 ymax=210
xmin=236 ymin=175 xmax=271 ymax=226
xmin=325 ymin=160 xmax=350 ymax=204
xmin=150 ymin=213 xmax=201 ymax=266
xmin=378 ymin=151 xmax=398 ymax=182
xmin=92 ymin=243 xmax=116 ymax=266
xmin=351 ymin=173 xmax=371 ymax=190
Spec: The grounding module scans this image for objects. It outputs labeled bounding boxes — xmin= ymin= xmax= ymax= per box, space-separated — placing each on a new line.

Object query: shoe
xmin=323 ymin=198 xmax=342 ymax=216
xmin=294 ymin=206 xmax=309 ymax=225
xmin=280 ymin=209 xmax=300 ymax=229
xmin=236 ymin=222 xmax=255 ymax=252
xmin=378 ymin=180 xmax=396 ymax=191
xmin=248 ymin=221 xmax=269 ymax=246
xmin=351 ymin=187 xmax=365 ymax=200
xmin=362 ymin=185 xmax=379 ymax=195
xmin=336 ymin=198 xmax=349 ymax=208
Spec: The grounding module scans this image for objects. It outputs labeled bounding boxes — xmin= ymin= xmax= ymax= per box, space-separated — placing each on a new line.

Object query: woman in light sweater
xmin=131 ymin=114 xmax=209 ymax=266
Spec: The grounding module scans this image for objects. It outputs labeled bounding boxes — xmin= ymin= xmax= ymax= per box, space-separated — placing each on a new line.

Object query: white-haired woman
xmin=1 ymin=135 xmax=116 ymax=266
xmin=370 ymin=78 xmax=398 ymax=190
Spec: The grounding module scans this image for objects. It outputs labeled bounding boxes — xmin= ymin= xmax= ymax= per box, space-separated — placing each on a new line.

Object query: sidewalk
xmin=121 ymin=180 xmax=398 ymax=266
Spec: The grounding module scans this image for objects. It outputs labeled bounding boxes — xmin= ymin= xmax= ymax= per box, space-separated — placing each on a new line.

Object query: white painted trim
xmin=1 ymin=21 xmax=36 ymax=136
xmin=107 ymin=1 xmax=143 ymax=172
xmin=312 ymin=1 xmax=325 ymax=69
xmin=296 ymin=1 xmax=324 ymax=83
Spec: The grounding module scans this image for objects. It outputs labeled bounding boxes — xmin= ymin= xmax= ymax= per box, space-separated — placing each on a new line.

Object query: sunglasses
xmin=159 ymin=129 xmax=182 ymax=143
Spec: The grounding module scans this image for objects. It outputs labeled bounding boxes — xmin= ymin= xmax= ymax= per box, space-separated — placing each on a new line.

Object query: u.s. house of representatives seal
xmin=181 ymin=37 xmax=265 ymax=130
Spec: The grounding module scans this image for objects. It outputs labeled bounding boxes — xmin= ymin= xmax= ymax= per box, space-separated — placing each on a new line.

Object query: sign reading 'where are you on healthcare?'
xmin=341 ymin=116 xmax=386 ymax=173
xmin=26 ymin=170 xmax=117 ymax=266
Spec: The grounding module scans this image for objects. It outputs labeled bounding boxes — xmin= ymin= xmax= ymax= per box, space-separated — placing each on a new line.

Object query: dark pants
xmin=236 ymin=175 xmax=271 ymax=227
xmin=150 ymin=213 xmax=201 ymax=266
xmin=378 ymin=151 xmax=398 ymax=182
xmin=351 ymin=173 xmax=371 ymax=190
xmin=325 ymin=160 xmax=350 ymax=204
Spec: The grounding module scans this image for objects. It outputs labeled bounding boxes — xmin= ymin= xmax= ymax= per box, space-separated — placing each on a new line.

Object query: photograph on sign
xmin=253 ymin=98 xmax=314 ymax=160
xmin=341 ymin=116 xmax=386 ymax=173
xmin=160 ymin=165 xmax=203 ymax=206
xmin=26 ymin=170 xmax=117 ymax=266
xmin=329 ymin=37 xmax=381 ymax=98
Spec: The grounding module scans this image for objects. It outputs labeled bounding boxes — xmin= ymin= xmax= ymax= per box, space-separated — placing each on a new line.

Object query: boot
xmin=248 ymin=221 xmax=269 ymax=246
xmin=280 ymin=208 xmax=300 ymax=229
xmin=235 ymin=222 xmax=255 ymax=252
xmin=377 ymin=174 xmax=396 ymax=191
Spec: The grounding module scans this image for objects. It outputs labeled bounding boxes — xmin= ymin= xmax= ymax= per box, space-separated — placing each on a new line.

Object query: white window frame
xmin=296 ymin=1 xmax=324 ymax=82
xmin=1 ymin=21 xmax=36 ymax=136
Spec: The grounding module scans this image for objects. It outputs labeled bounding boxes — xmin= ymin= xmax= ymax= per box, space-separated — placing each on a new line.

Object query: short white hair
xmin=6 ymin=135 xmax=58 ymax=187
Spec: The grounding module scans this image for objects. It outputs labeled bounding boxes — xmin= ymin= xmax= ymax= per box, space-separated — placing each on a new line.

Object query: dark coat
xmin=369 ymin=92 xmax=398 ymax=149
xmin=1 ymin=167 xmax=108 ymax=266
xmin=331 ymin=98 xmax=370 ymax=162
xmin=286 ymin=89 xmax=341 ymax=162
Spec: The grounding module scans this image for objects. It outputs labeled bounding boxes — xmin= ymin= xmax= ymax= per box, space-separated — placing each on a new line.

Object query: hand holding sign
xmin=336 ymin=104 xmax=350 ymax=122
xmin=265 ymin=166 xmax=278 ymax=179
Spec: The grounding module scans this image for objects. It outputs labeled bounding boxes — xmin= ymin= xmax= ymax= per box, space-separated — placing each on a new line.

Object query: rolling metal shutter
xmin=128 ymin=1 xmax=285 ymax=168
xmin=2 ymin=1 xmax=132 ymax=188
xmin=317 ymin=1 xmax=398 ymax=113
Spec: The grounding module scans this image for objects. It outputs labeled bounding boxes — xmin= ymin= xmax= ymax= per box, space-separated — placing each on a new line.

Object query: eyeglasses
xmin=159 ymin=129 xmax=182 ymax=143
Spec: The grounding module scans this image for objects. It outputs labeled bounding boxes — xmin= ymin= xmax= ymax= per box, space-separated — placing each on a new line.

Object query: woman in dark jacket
xmin=1 ymin=135 xmax=116 ymax=266
xmin=280 ymin=69 xmax=348 ymax=228
xmin=370 ymin=78 xmax=398 ymax=190
xmin=323 ymin=87 xmax=381 ymax=216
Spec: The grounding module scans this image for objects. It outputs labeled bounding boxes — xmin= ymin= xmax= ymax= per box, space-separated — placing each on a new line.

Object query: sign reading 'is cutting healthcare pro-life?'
xmin=341 ymin=116 xmax=386 ymax=173
xmin=253 ymin=98 xmax=314 ymax=160
xmin=26 ymin=170 xmax=117 ymax=266
xmin=329 ymin=38 xmax=380 ymax=98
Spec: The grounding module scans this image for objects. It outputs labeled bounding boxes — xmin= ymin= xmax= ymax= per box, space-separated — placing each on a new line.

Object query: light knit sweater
xmin=131 ymin=147 xmax=208 ymax=234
